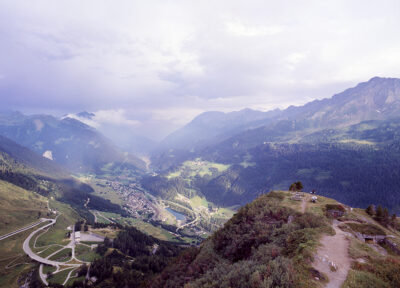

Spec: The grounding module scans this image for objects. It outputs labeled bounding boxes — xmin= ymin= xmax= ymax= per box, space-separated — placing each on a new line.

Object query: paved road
xmin=22 ymin=216 xmax=81 ymax=268
xmin=39 ymin=264 xmax=49 ymax=286
xmin=63 ymin=268 xmax=78 ymax=286
xmin=0 ymin=219 xmax=48 ymax=241
xmin=95 ymin=211 xmax=115 ymax=224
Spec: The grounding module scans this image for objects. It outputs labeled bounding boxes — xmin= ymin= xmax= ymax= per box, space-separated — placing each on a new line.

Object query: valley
xmin=77 ymin=172 xmax=235 ymax=244
xmin=1 ymin=77 xmax=400 ymax=287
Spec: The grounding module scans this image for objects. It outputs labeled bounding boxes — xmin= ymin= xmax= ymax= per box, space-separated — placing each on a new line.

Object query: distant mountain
xmin=0 ymin=111 xmax=146 ymax=173
xmin=0 ymin=134 xmax=126 ymax=219
xmin=219 ymin=77 xmax=400 ymax=150
xmin=159 ymin=108 xmax=280 ymax=151
xmin=147 ymin=77 xmax=400 ymax=213
xmin=0 ymin=134 xmax=67 ymax=177
xmin=153 ymin=77 xmax=400 ymax=167
xmin=67 ymin=111 xmax=157 ymax=155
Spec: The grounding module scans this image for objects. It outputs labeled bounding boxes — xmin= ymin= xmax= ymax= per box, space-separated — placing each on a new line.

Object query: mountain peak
xmin=76 ymin=111 xmax=95 ymax=119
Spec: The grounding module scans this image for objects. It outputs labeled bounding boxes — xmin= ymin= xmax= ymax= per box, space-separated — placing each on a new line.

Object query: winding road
xmin=23 ymin=215 xmax=80 ymax=267
xmin=0 ymin=219 xmax=49 ymax=241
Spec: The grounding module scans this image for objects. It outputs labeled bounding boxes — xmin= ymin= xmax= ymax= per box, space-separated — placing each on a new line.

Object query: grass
xmin=189 ymin=196 xmax=208 ymax=209
xmin=0 ymin=218 xmax=53 ymax=288
xmin=48 ymin=248 xmax=72 ymax=262
xmin=42 ymin=264 xmax=57 ymax=274
xmin=346 ymin=223 xmax=386 ymax=236
xmin=48 ymin=267 xmax=76 ymax=285
xmin=0 ymin=262 xmax=35 ymax=288
xmin=94 ymin=211 xmax=181 ymax=242
xmin=348 ymin=238 xmax=380 ymax=259
xmin=124 ymin=217 xmax=180 ymax=242
xmin=76 ymin=176 xmax=123 ymax=205
xmin=75 ymin=244 xmax=101 ymax=262
xmin=214 ymin=207 xmax=235 ymax=219
xmin=343 ymin=270 xmax=389 ymax=288
xmin=0 ymin=180 xmax=49 ymax=235
xmin=89 ymin=227 xmax=120 ymax=239
xmin=37 ymin=245 xmax=64 ymax=258
xmin=167 ymin=158 xmax=230 ymax=179
xmin=34 ymin=200 xmax=79 ymax=246
xmin=307 ymin=194 xmax=341 ymax=217
xmin=66 ymin=275 xmax=85 ymax=286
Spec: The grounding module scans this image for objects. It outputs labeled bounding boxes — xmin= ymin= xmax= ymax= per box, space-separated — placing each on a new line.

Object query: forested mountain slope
xmin=153 ymin=77 xmax=400 ymax=168
xmin=0 ymin=111 xmax=145 ymax=173
xmin=147 ymin=77 xmax=400 ymax=214
xmin=0 ymin=136 xmax=124 ymax=220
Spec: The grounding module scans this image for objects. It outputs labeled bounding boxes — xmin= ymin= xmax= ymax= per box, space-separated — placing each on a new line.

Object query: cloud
xmin=65 ymin=109 xmax=140 ymax=128
xmin=226 ymin=21 xmax=284 ymax=37
xmin=0 ymin=0 xmax=400 ymax=139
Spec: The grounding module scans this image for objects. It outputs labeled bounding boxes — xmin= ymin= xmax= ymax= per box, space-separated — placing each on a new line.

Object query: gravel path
xmin=312 ymin=220 xmax=351 ymax=288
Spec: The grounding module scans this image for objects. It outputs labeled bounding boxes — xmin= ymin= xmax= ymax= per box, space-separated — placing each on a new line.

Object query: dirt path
xmin=301 ymin=194 xmax=308 ymax=213
xmin=312 ymin=220 xmax=351 ymax=288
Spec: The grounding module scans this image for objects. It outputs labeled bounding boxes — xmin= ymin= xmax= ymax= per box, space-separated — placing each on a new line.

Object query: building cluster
xmin=105 ymin=181 xmax=157 ymax=219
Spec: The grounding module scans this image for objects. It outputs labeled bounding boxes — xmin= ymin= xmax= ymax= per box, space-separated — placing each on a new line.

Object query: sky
xmin=1 ymin=0 xmax=400 ymax=140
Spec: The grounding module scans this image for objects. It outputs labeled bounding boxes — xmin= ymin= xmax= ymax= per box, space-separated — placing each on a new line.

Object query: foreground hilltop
xmin=152 ymin=191 xmax=400 ymax=288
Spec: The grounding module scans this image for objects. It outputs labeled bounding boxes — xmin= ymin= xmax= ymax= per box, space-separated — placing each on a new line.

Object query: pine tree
xmin=376 ymin=205 xmax=383 ymax=221
xmin=366 ymin=205 xmax=375 ymax=216
xmin=391 ymin=214 xmax=397 ymax=226
xmin=382 ymin=208 xmax=389 ymax=225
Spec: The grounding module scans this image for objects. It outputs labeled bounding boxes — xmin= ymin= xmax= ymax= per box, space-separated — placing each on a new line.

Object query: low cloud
xmin=65 ymin=109 xmax=140 ymax=129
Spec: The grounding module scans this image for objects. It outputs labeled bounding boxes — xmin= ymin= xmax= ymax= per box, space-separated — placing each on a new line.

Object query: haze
xmin=1 ymin=0 xmax=400 ymax=139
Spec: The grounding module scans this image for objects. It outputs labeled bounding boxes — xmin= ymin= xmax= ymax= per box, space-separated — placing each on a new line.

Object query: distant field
xmin=189 ymin=196 xmax=208 ymax=208
xmin=75 ymin=176 xmax=123 ymax=205
xmin=96 ymin=211 xmax=181 ymax=242
xmin=167 ymin=158 xmax=230 ymax=179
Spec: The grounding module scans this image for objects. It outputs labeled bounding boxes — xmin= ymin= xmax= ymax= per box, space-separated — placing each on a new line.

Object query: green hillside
xmin=0 ymin=180 xmax=49 ymax=235
xmin=151 ymin=191 xmax=400 ymax=288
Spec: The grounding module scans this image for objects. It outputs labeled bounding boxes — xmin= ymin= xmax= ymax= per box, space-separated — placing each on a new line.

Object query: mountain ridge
xmin=157 ymin=77 xmax=400 ymax=156
xmin=0 ymin=111 xmax=146 ymax=173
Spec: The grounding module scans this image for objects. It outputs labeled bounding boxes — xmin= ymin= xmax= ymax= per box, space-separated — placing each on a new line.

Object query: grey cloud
xmin=1 ymin=0 xmax=400 ymax=138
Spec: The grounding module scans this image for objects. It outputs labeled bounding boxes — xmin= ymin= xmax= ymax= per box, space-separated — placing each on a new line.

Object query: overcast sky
xmin=1 ymin=0 xmax=400 ymax=139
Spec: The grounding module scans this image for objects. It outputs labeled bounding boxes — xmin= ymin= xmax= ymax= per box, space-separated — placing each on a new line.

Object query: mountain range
xmin=156 ymin=77 xmax=400 ymax=156
xmin=149 ymin=77 xmax=400 ymax=213
xmin=0 ymin=111 xmax=145 ymax=173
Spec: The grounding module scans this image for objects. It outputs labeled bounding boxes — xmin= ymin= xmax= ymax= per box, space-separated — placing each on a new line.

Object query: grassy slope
xmin=0 ymin=180 xmax=49 ymax=235
xmin=75 ymin=244 xmax=101 ymax=262
xmin=34 ymin=200 xmax=80 ymax=247
xmin=75 ymin=176 xmax=123 ymax=205
xmin=152 ymin=191 xmax=333 ymax=288
xmin=153 ymin=190 xmax=400 ymax=288
xmin=0 ymin=181 xmax=51 ymax=288
xmin=97 ymin=211 xmax=180 ymax=242
xmin=0 ymin=180 xmax=80 ymax=288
